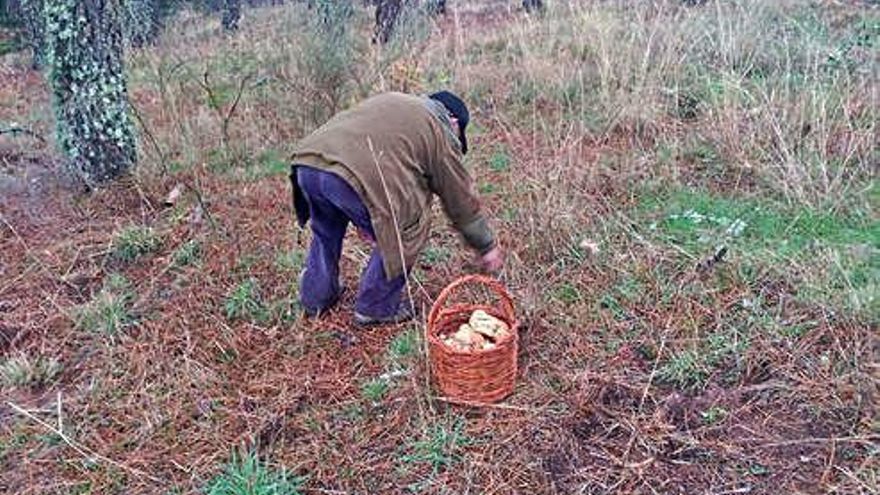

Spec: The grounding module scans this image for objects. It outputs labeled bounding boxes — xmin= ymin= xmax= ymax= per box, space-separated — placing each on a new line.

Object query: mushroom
xmin=469 ymin=310 xmax=510 ymax=340
xmin=452 ymin=323 xmax=485 ymax=349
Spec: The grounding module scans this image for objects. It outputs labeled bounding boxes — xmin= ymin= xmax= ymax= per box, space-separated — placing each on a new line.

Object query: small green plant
xmin=361 ymin=378 xmax=389 ymax=403
xmin=206 ymin=450 xmax=305 ymax=495
xmin=553 ymin=283 xmax=582 ymax=304
xmin=657 ymin=349 xmax=708 ymax=390
xmin=1 ymin=354 xmax=62 ymax=388
xmin=274 ymin=250 xmax=305 ymax=272
xmin=420 ymin=246 xmax=451 ymax=266
xmin=246 ymin=150 xmax=290 ymax=181
xmin=598 ymin=292 xmax=627 ymax=320
xmin=271 ymin=291 xmax=302 ymax=324
xmin=112 ymin=226 xmax=161 ymax=262
xmin=224 ymin=279 xmax=269 ymax=323
xmin=748 ymin=463 xmax=770 ymax=476
xmin=501 ymin=207 xmax=518 ymax=222
xmin=488 ymin=147 xmax=511 ymax=172
xmin=402 ymin=418 xmax=473 ymax=475
xmin=477 ymin=182 xmax=497 ymax=195
xmin=173 ymin=240 xmax=201 ymax=267
xmin=75 ymin=274 xmax=134 ymax=336
xmin=387 ymin=329 xmax=418 ymax=366
xmin=700 ymin=406 xmax=728 ymax=425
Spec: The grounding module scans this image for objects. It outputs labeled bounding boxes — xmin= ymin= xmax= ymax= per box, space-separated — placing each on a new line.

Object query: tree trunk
xmin=20 ymin=0 xmax=44 ymax=68
xmin=373 ymin=0 xmax=400 ymax=44
xmin=1 ymin=0 xmax=22 ymax=26
xmin=44 ymin=0 xmax=137 ymax=185
xmin=222 ymin=0 xmax=240 ymax=31
xmin=123 ymin=0 xmax=162 ymax=46
xmin=523 ymin=0 xmax=543 ymax=13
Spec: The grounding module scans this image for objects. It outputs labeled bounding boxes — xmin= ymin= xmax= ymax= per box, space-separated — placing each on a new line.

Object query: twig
xmin=128 ymin=100 xmax=170 ymax=177
xmin=707 ymin=488 xmax=752 ymax=495
xmin=56 ymin=392 xmax=62 ymax=432
xmin=7 ymin=401 xmax=162 ymax=483
xmin=433 ymin=396 xmax=548 ymax=413
xmin=0 ymin=125 xmax=46 ymax=143
xmin=129 ymin=95 xmax=222 ymax=234
xmin=199 ymin=69 xmax=255 ymax=151
xmin=749 ymin=436 xmax=878 ymax=449
xmin=367 ymin=137 xmax=425 ymax=408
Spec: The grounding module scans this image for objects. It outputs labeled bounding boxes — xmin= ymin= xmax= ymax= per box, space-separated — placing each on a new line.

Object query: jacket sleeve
xmin=426 ymin=145 xmax=496 ymax=254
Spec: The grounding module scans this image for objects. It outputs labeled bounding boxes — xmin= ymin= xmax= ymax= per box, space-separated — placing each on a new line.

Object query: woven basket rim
xmin=426 ymin=275 xmax=518 ymax=355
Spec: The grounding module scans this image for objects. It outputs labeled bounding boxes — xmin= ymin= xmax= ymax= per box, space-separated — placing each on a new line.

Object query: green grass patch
xmin=657 ymin=349 xmax=707 ymax=390
xmin=206 ymin=450 xmax=305 ymax=495
xmin=401 ymin=417 xmax=474 ymax=475
xmin=75 ymin=274 xmax=134 ymax=336
xmin=641 ymin=190 xmax=878 ymax=252
xmin=246 ymin=150 xmax=290 ymax=181
xmin=172 ymin=240 xmax=201 ymax=267
xmin=387 ymin=329 xmax=419 ymax=365
xmin=640 ymin=188 xmax=879 ymax=319
xmin=207 ymin=148 xmax=289 ymax=182
xmin=552 ymin=282 xmax=582 ymax=304
xmin=420 ymin=246 xmax=451 ymax=266
xmin=658 ymin=326 xmax=750 ymax=391
xmin=361 ymin=378 xmax=389 ymax=403
xmin=111 ymin=225 xmax=162 ymax=263
xmin=488 ymin=146 xmax=511 ymax=173
xmin=478 ymin=182 xmax=497 ymax=195
xmin=274 ymin=249 xmax=305 ymax=272
xmin=1 ymin=353 xmax=62 ymax=389
xmin=224 ymin=278 xmax=270 ymax=323
xmin=701 ymin=406 xmax=728 ymax=425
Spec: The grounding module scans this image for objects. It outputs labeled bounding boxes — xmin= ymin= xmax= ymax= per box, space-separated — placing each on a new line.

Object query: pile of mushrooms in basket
xmin=440 ymin=309 xmax=512 ymax=352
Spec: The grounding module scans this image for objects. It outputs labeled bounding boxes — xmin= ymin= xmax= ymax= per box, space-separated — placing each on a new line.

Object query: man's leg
xmin=317 ymin=173 xmax=410 ymax=321
xmin=297 ymin=167 xmax=348 ymax=314
xmin=355 ymin=251 xmax=408 ymax=319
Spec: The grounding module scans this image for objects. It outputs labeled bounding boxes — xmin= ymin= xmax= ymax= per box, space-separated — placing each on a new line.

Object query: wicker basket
xmin=426 ymin=275 xmax=519 ymax=404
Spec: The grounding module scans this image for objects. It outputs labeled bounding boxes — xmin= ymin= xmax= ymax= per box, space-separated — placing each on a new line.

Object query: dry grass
xmin=0 ymin=1 xmax=877 ymax=494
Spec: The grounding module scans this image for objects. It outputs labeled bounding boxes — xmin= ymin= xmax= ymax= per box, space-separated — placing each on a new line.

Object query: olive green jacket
xmin=290 ymin=92 xmax=494 ymax=279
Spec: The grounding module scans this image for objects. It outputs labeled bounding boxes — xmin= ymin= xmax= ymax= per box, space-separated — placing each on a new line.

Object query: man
xmin=289 ymin=91 xmax=504 ymax=326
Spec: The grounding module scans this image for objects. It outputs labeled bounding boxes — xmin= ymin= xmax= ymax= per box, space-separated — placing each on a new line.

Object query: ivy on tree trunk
xmin=44 ymin=0 xmax=137 ymax=185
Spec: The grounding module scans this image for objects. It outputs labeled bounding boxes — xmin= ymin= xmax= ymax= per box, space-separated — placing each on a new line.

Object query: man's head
xmin=429 ymin=90 xmax=469 ymax=154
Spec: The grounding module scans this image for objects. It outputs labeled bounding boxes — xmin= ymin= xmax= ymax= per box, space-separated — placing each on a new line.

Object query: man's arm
xmin=426 ymin=149 xmax=497 ymax=256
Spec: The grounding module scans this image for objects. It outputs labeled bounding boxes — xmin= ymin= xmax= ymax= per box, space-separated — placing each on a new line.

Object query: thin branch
xmin=222 ymin=71 xmax=256 ymax=145
xmin=198 ymin=69 xmax=255 ymax=151
xmin=0 ymin=125 xmax=46 ymax=143
xmin=128 ymin=99 xmax=222 ymax=234
xmin=7 ymin=401 xmax=162 ymax=484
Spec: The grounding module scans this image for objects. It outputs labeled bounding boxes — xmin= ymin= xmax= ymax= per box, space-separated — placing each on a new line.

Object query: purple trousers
xmin=295 ymin=166 xmax=407 ymax=317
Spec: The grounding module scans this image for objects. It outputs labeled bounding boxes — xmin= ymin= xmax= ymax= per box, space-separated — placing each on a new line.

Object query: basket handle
xmin=427 ymin=274 xmax=516 ymax=330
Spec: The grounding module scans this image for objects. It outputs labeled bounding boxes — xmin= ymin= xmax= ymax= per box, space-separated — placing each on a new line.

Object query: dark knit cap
xmin=429 ymin=90 xmax=469 ymax=154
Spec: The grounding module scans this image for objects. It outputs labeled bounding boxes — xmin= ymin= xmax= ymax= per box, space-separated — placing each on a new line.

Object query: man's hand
xmin=480 ymin=246 xmax=504 ymax=274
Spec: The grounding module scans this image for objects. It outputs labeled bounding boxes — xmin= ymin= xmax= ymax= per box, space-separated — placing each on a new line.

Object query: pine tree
xmin=44 ymin=0 xmax=137 ymax=185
